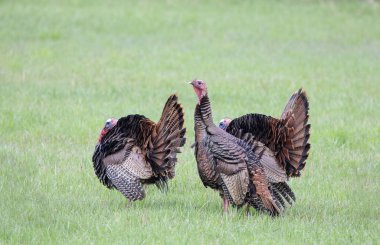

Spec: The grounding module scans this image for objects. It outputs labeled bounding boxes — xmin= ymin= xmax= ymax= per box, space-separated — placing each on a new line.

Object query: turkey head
xmin=98 ymin=118 xmax=118 ymax=142
xmin=190 ymin=79 xmax=208 ymax=105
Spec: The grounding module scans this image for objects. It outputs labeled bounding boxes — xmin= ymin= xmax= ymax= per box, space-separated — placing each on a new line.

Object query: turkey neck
xmin=194 ymin=95 xmax=215 ymax=142
xmin=199 ymin=95 xmax=214 ymax=127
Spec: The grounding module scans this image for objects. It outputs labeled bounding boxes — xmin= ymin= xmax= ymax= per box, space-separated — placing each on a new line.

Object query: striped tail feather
xmin=280 ymin=88 xmax=311 ymax=177
xmin=147 ymin=94 xmax=186 ymax=189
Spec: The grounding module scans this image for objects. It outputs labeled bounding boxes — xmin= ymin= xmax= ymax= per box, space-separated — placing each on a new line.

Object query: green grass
xmin=1 ymin=0 xmax=379 ymax=243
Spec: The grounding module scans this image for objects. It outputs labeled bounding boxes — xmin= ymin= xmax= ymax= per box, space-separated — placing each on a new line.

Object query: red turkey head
xmin=189 ymin=79 xmax=208 ymax=105
xmin=219 ymin=118 xmax=232 ymax=130
xmin=98 ymin=118 xmax=118 ymax=142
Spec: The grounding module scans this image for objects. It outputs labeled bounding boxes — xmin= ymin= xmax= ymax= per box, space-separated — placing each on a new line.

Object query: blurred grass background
xmin=0 ymin=0 xmax=379 ymax=243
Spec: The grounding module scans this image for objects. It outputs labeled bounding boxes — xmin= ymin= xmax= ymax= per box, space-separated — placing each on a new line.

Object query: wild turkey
xmin=190 ymin=79 xmax=285 ymax=216
xmin=92 ymin=94 xmax=186 ymax=203
xmin=218 ymin=89 xmax=310 ymax=209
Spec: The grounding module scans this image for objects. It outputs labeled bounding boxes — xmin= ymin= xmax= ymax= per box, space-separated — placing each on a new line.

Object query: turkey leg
xmin=125 ymin=200 xmax=132 ymax=209
xmin=223 ymin=198 xmax=229 ymax=213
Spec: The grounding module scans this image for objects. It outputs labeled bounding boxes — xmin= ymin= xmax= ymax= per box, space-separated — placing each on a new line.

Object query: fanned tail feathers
xmin=147 ymin=94 xmax=186 ymax=189
xmin=280 ymin=88 xmax=311 ymax=177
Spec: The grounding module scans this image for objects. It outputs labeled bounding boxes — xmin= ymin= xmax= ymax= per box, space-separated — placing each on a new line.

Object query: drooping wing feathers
xmin=208 ymin=136 xmax=250 ymax=208
xmin=226 ymin=88 xmax=310 ymax=177
xmin=106 ymin=164 xmax=145 ymax=201
xmin=147 ymin=94 xmax=186 ymax=184
xmin=220 ymin=170 xmax=249 ymax=207
xmin=104 ymin=145 xmax=153 ymax=201
xmin=121 ymin=145 xmax=154 ymax=180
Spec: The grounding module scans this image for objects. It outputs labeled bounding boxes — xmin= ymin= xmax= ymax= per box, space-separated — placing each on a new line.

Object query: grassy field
xmin=1 ymin=0 xmax=379 ymax=243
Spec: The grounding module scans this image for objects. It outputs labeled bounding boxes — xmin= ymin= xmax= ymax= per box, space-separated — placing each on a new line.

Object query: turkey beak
xmin=189 ymin=81 xmax=195 ymax=86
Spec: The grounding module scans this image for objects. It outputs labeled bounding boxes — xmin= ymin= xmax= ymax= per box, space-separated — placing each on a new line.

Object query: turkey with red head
xmin=92 ymin=94 xmax=186 ymax=203
xmin=190 ymin=79 xmax=284 ymax=216
xmin=219 ymin=88 xmax=311 ymax=209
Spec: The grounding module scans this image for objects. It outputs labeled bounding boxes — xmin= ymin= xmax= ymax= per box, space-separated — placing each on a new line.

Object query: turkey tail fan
xmin=271 ymin=182 xmax=296 ymax=206
xmin=280 ymin=88 xmax=311 ymax=177
xmin=147 ymin=94 xmax=186 ymax=190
